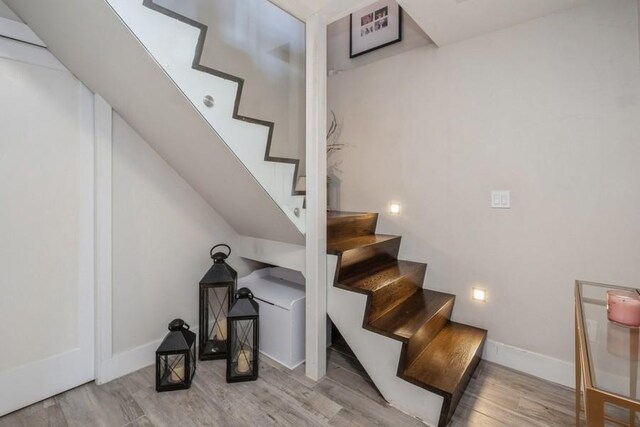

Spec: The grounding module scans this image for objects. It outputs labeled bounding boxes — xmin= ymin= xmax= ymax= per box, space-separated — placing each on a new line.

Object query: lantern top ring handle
xmin=210 ymin=243 xmax=231 ymax=259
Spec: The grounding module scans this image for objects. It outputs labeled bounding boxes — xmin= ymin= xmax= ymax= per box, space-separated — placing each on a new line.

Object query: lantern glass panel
xmin=202 ymin=286 xmax=230 ymax=356
xmin=228 ymin=318 xmax=258 ymax=381
xmin=158 ymin=353 xmax=187 ymax=387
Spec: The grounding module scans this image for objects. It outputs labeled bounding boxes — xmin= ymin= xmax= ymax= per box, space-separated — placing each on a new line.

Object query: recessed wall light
xmin=389 ymin=203 xmax=401 ymax=215
xmin=472 ymin=287 xmax=487 ymax=302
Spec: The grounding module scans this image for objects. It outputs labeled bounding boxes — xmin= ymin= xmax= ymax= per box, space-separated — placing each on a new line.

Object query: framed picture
xmin=350 ymin=1 xmax=402 ymax=58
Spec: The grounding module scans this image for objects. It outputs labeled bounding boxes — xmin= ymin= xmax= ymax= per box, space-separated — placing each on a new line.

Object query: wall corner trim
xmin=304 ymin=13 xmax=328 ymax=381
xmin=94 ymin=94 xmax=114 ymax=385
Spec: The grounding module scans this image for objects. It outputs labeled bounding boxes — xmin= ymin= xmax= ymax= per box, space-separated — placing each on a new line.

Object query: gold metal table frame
xmin=575 ymin=281 xmax=640 ymax=426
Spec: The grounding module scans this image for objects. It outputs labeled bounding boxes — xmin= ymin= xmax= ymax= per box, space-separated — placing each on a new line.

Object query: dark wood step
xmin=367 ymin=289 xmax=455 ymax=342
xmin=338 ymin=260 xmax=426 ymax=323
xmin=401 ymin=322 xmax=487 ymax=427
xmin=328 ymin=211 xmax=378 ymax=241
xmin=328 ymin=234 xmax=401 ymax=281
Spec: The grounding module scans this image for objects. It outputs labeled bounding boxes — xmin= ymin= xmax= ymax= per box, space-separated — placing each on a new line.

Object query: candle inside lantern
xmin=236 ymin=349 xmax=252 ymax=374
xmin=169 ymin=365 xmax=185 ymax=384
xmin=215 ymin=318 xmax=227 ymax=341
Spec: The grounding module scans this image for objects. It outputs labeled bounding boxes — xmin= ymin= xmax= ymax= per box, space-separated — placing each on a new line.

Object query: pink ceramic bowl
xmin=607 ymin=290 xmax=640 ymax=328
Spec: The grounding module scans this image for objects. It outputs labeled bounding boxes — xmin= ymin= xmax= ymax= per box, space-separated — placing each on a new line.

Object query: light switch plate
xmin=491 ymin=191 xmax=511 ymax=209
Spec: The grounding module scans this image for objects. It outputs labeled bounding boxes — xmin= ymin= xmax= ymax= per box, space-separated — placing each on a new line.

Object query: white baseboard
xmin=483 ymin=339 xmax=574 ymax=389
xmin=101 ymin=310 xmax=576 ymax=390
xmin=100 ymin=328 xmax=200 ymax=384
xmin=260 ymin=351 xmax=305 ymax=371
xmin=99 ymin=334 xmax=576 ymax=391
xmin=108 ymin=341 xmax=160 ymax=382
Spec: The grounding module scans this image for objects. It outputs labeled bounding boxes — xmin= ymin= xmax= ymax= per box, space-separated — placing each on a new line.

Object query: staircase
xmin=108 ymin=0 xmax=306 ymax=231
xmin=4 ymin=0 xmax=306 ymax=244
xmin=327 ymin=211 xmax=487 ymax=427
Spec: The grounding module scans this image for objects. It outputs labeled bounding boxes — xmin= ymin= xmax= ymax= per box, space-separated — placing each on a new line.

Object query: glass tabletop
xmin=578 ymin=281 xmax=640 ymax=400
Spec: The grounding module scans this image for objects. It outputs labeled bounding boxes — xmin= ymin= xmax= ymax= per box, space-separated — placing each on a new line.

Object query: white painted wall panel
xmin=111 ymin=113 xmax=253 ymax=354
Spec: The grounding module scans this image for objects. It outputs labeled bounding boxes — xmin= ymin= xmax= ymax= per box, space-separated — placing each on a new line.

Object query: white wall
xmin=112 ymin=112 xmax=253 ymax=355
xmin=328 ymin=0 xmax=640 ymax=372
xmin=0 ymin=0 xmax=21 ymax=22
xmin=156 ymin=0 xmax=306 ymax=175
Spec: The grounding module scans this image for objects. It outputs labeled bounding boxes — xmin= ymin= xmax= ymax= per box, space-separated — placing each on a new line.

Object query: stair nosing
xmin=328 ymin=211 xmax=377 ymax=220
xmin=327 ymin=234 xmax=401 ymax=255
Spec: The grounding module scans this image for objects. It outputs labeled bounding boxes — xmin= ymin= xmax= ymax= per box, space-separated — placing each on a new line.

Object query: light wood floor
xmin=0 ymin=349 xmax=577 ymax=427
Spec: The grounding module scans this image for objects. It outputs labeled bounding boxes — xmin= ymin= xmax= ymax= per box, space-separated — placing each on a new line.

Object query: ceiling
xmin=377 ymin=0 xmax=584 ymax=46
xmin=269 ymin=0 xmax=379 ymax=21
xmin=271 ymin=0 xmax=584 ymax=46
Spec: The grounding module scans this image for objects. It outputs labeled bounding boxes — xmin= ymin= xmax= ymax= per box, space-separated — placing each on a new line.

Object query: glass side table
xmin=575 ymin=281 xmax=640 ymax=426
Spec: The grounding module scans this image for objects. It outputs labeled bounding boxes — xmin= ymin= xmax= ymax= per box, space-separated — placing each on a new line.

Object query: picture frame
xmin=350 ymin=1 xmax=402 ymax=58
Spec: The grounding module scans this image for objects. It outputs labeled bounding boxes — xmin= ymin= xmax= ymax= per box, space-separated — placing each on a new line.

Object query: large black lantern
xmin=156 ymin=319 xmax=196 ymax=392
xmin=226 ymin=287 xmax=259 ymax=383
xmin=199 ymin=244 xmax=237 ymax=360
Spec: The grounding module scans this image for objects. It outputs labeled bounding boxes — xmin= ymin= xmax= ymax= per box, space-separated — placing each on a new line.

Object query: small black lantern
xmin=199 ymin=244 xmax=237 ymax=360
xmin=156 ymin=319 xmax=196 ymax=392
xmin=226 ymin=287 xmax=259 ymax=383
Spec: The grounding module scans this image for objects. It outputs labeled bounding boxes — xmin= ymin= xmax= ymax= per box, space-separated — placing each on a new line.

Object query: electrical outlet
xmin=491 ymin=191 xmax=511 ymax=209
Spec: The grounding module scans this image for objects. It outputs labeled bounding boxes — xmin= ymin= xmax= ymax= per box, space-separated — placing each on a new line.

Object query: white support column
xmin=305 ymin=13 xmax=328 ymax=381
xmin=94 ymin=94 xmax=113 ymax=385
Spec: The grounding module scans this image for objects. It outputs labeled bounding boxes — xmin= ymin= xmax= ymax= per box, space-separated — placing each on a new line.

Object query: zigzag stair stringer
xmin=108 ymin=0 xmax=306 ymax=229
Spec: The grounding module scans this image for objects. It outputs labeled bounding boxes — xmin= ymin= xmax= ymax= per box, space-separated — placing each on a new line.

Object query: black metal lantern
xmin=226 ymin=287 xmax=259 ymax=383
xmin=199 ymin=244 xmax=237 ymax=360
xmin=156 ymin=319 xmax=196 ymax=392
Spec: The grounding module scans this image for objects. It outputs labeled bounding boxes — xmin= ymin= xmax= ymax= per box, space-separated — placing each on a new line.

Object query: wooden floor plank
xmin=0 ymin=349 xmax=579 ymax=427
xmin=0 ymin=399 xmax=67 ymax=427
xmin=56 ymin=379 xmax=144 ymax=427
xmin=123 ymin=416 xmax=155 ymax=427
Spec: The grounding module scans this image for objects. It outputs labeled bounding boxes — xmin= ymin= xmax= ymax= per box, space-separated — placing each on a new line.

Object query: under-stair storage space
xmin=239 ymin=267 xmax=305 ymax=369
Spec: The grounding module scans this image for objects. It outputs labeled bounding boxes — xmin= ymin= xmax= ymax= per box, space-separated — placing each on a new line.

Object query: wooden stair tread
xmin=338 ymin=260 xmax=426 ymax=294
xmin=368 ymin=289 xmax=455 ymax=341
xmin=327 ymin=234 xmax=399 ymax=255
xmin=402 ymin=322 xmax=487 ymax=396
